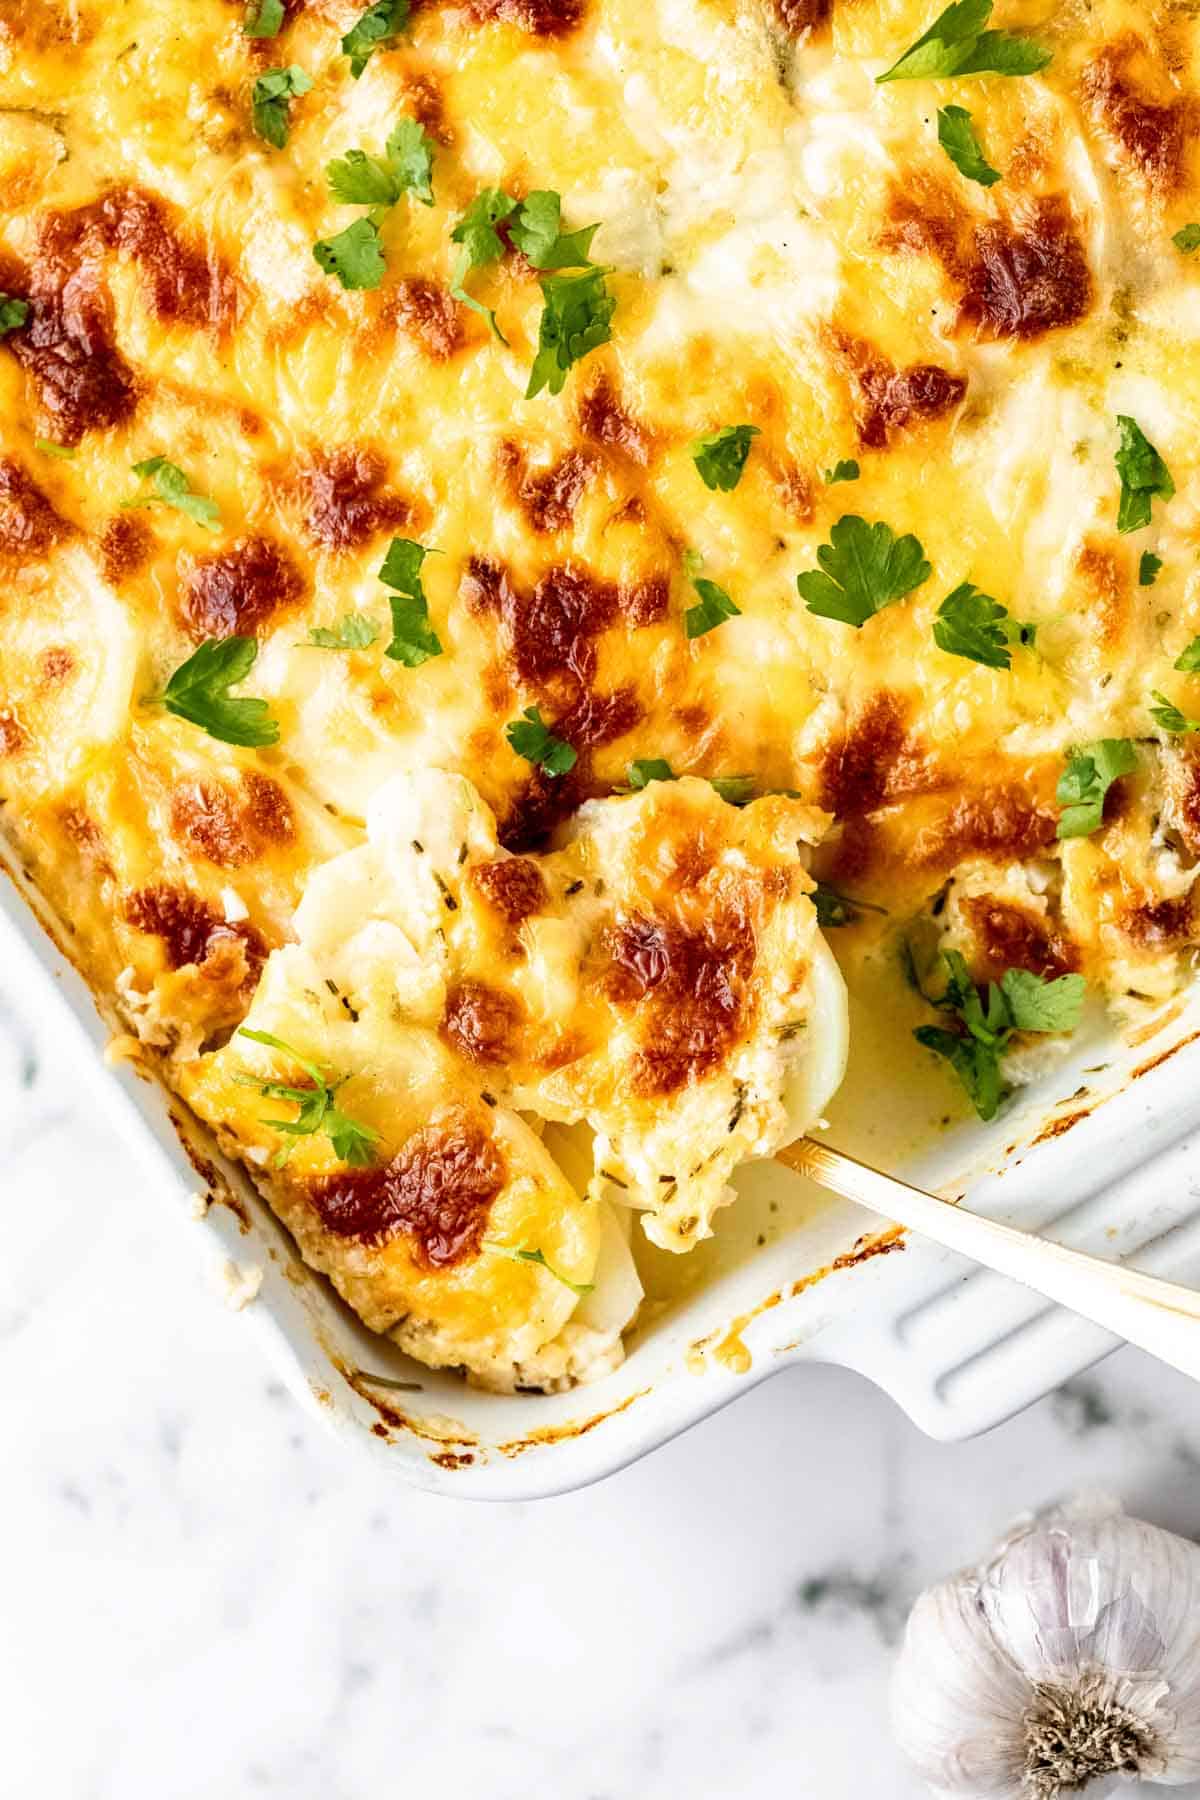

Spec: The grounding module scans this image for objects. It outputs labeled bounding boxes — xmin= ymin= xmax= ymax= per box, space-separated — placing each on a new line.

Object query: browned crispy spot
xmin=819 ymin=692 xmax=915 ymax=817
xmin=124 ymin=884 xmax=264 ymax=975
xmin=0 ymin=456 xmax=70 ymax=559
xmin=960 ymin=197 xmax=1093 ymax=341
xmin=1122 ymin=893 xmax=1196 ymax=949
xmin=499 ymin=765 xmax=585 ymax=852
xmin=171 ymin=782 xmax=256 ymax=869
xmin=0 ymin=709 xmax=26 ymax=756
xmin=500 ymin=442 xmax=596 ymax=532
xmin=466 ymin=0 xmax=584 ymax=36
xmin=442 ymin=979 xmax=524 ymax=1065
xmin=959 ymin=895 xmax=1079 ymax=982
xmin=1082 ymin=35 xmax=1195 ymax=193
xmin=39 ymin=646 xmax=75 ymax=685
xmin=774 ymin=0 xmax=831 ymax=28
xmin=578 ymin=376 xmax=651 ymax=464
xmin=471 ymin=856 xmax=547 ymax=924
xmin=773 ymin=461 xmax=815 ymax=526
xmin=299 ymin=448 xmax=410 ymax=552
xmin=241 ymin=770 xmax=294 ymax=843
xmin=181 ymin=535 xmax=305 ymax=639
xmin=59 ymin=804 xmax=109 ymax=869
xmin=100 ymin=514 xmax=152 ymax=582
xmin=308 ymin=1109 xmax=505 ymax=1263
xmin=521 ymin=564 xmax=617 ymax=685
xmin=847 ymin=344 xmax=966 ymax=450
xmin=600 ymin=905 xmax=755 ymax=1096
xmin=913 ymin=787 xmax=1057 ymax=868
xmin=1076 ymin=539 xmax=1130 ymax=646
xmin=622 ymin=575 xmax=670 ymax=626
xmin=5 ymin=224 xmax=138 ymax=445
xmin=93 ymin=187 xmax=237 ymax=331
xmin=405 ymin=72 xmax=452 ymax=144
xmin=388 ymin=278 xmax=464 ymax=361
xmin=555 ymin=683 xmax=641 ymax=750
xmin=1172 ymin=752 xmax=1200 ymax=857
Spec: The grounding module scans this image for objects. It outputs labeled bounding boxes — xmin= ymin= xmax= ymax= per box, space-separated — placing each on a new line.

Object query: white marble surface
xmin=7 ymin=984 xmax=1200 ymax=1800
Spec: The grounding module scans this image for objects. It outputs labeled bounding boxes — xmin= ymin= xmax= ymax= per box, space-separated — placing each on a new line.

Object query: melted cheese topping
xmin=2 ymin=0 xmax=1200 ymax=1382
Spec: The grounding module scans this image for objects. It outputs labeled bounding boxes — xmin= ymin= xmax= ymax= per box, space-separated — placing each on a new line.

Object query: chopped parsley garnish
xmin=379 ymin=537 xmax=442 ymax=666
xmin=450 ymin=188 xmax=518 ymax=341
xmin=1150 ymin=691 xmax=1200 ymax=736
xmin=936 ymin=104 xmax=1000 ymax=186
xmin=312 ymin=218 xmax=387 ymax=290
xmin=1175 ymin=637 xmax=1200 ymax=673
xmin=314 ymin=119 xmax=436 ymax=289
xmin=690 ymin=424 xmax=760 ymax=492
xmin=933 ymin=581 xmax=1034 ymax=669
xmin=823 ymin=459 xmax=860 ymax=485
xmin=0 ymin=295 xmax=29 ymax=334
xmin=685 ymin=571 xmax=741 ymax=639
xmin=307 ymin=614 xmax=380 ymax=650
xmin=797 ymin=515 xmax=931 ymax=628
xmin=1139 ymin=551 xmax=1163 ymax=587
xmin=1173 ymin=224 xmax=1200 ymax=255
xmin=878 ymin=0 xmax=1052 ymax=83
xmin=237 ymin=1028 xmax=378 ymax=1166
xmin=1115 ymin=415 xmax=1174 ymax=534
xmin=342 ymin=0 xmax=409 ymax=77
xmin=812 ymin=883 xmax=887 ymax=929
xmin=484 ymin=1241 xmax=594 ymax=1296
xmin=913 ymin=950 xmax=1085 ymax=1121
xmin=506 ymin=706 xmax=577 ymax=775
xmin=526 ymin=266 xmax=616 ymax=399
xmin=251 ymin=66 xmax=312 ymax=150
xmin=623 ymin=761 xmax=756 ymax=805
xmin=509 ymin=190 xmax=600 ymax=271
xmin=709 ymin=774 xmax=756 ymax=805
xmin=34 ymin=439 xmax=74 ymax=459
xmin=158 ymin=637 xmax=280 ymax=748
xmin=1055 ymin=739 xmax=1136 ymax=838
xmin=121 ymin=457 xmax=220 ymax=530
xmin=244 ymin=0 xmax=284 ymax=38
xmin=628 ymin=757 xmax=676 ymax=789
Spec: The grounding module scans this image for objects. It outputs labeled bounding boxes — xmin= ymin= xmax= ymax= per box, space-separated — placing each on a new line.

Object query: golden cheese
xmin=2 ymin=0 xmax=1199 ymax=1383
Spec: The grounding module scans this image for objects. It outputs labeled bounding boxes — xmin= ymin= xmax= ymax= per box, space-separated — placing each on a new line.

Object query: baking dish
xmin=7 ymin=822 xmax=1200 ymax=1500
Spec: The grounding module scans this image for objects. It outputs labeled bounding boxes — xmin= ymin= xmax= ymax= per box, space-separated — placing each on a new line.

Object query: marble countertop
xmin=7 ymin=980 xmax=1200 ymax=1800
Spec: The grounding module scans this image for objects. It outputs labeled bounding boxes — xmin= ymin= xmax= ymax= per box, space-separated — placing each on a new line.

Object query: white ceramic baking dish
xmin=7 ymin=825 xmax=1200 ymax=1499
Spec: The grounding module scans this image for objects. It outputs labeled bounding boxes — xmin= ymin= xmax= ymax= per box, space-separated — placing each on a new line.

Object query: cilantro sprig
xmin=1139 ymin=552 xmax=1163 ymax=588
xmin=1115 ymin=416 xmax=1174 ymax=534
xmin=913 ymin=949 xmax=1085 ymax=1121
xmin=121 ymin=457 xmax=220 ymax=530
xmin=306 ymin=614 xmax=380 ymax=651
xmin=690 ymin=424 xmax=760 ymax=492
xmin=450 ymin=188 xmax=518 ymax=341
xmin=526 ymin=266 xmax=615 ymax=398
xmin=313 ymin=118 xmax=437 ymax=290
xmin=1150 ymin=692 xmax=1200 ymax=736
xmin=506 ymin=706 xmax=576 ymax=775
xmin=252 ymin=66 xmax=312 ymax=150
xmin=484 ymin=1241 xmax=594 ymax=1296
xmin=878 ymin=0 xmax=1052 ymax=83
xmin=1173 ymin=224 xmax=1200 ymax=255
xmin=797 ymin=515 xmax=931 ymax=628
xmin=812 ymin=883 xmax=887 ymax=929
xmin=379 ymin=537 xmax=442 ymax=666
xmin=1055 ymin=739 xmax=1136 ymax=838
xmin=823 ymin=459 xmax=860 ymax=485
xmin=933 ymin=582 xmax=1035 ymax=668
xmin=244 ymin=0 xmax=284 ymax=38
xmin=157 ymin=637 xmax=280 ymax=748
xmin=1175 ymin=638 xmax=1200 ymax=673
xmin=684 ymin=568 xmax=741 ymax=640
xmin=0 ymin=295 xmax=29 ymax=335
xmin=509 ymin=191 xmax=600 ymax=270
xmin=342 ymin=0 xmax=409 ymax=77
xmin=937 ymin=104 xmax=1000 ymax=186
xmin=237 ymin=1028 xmax=378 ymax=1166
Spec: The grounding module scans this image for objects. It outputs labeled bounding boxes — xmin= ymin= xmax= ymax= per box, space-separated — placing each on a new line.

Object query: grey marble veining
xmin=6 ymin=982 xmax=1200 ymax=1799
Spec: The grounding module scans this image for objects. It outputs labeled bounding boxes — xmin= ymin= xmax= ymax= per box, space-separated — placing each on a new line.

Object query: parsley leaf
xmin=878 ymin=0 xmax=1052 ymax=82
xmin=690 ymin=424 xmax=760 ymax=492
xmin=823 ymin=459 xmax=860 ymax=485
xmin=1055 ymin=739 xmax=1136 ymax=837
xmin=1139 ymin=551 xmax=1163 ymax=588
xmin=237 ymin=1028 xmax=378 ymax=1166
xmin=628 ymin=757 xmax=676 ymax=788
xmin=378 ymin=538 xmax=442 ymax=666
xmin=685 ymin=573 xmax=741 ymax=639
xmin=307 ymin=614 xmax=379 ymax=650
xmin=510 ymin=191 xmax=599 ymax=270
xmin=506 ymin=706 xmax=577 ymax=775
xmin=797 ymin=515 xmax=931 ymax=628
xmin=450 ymin=189 xmax=517 ymax=341
xmin=251 ymin=65 xmax=312 ymax=150
xmin=1173 ymin=224 xmax=1200 ymax=254
xmin=244 ymin=0 xmax=284 ymax=38
xmin=0 ymin=295 xmax=29 ymax=334
xmin=1115 ymin=415 xmax=1174 ymax=534
xmin=811 ymin=883 xmax=888 ymax=928
xmin=122 ymin=456 xmax=220 ymax=530
xmin=312 ymin=217 xmax=386 ymax=290
xmin=484 ymin=1241 xmax=594 ymax=1296
xmin=1150 ymin=691 xmax=1200 ymax=735
xmin=913 ymin=949 xmax=1085 ymax=1120
xmin=1175 ymin=637 xmax=1200 ymax=673
xmin=342 ymin=0 xmax=409 ymax=77
xmin=936 ymin=103 xmax=1000 ymax=186
xmin=709 ymin=774 xmax=756 ymax=805
xmin=933 ymin=581 xmax=1033 ymax=669
xmin=159 ymin=637 xmax=280 ymax=747
xmin=526 ymin=267 xmax=615 ymax=399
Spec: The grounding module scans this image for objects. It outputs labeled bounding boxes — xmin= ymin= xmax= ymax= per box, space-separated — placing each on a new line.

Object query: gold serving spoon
xmin=777 ymin=1138 xmax=1200 ymax=1383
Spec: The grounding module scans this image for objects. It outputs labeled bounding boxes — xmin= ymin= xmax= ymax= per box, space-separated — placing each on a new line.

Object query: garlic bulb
xmin=892 ymin=1495 xmax=1200 ymax=1799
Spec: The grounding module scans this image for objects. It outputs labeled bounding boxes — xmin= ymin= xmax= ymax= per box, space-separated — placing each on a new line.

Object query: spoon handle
xmin=778 ymin=1138 xmax=1200 ymax=1383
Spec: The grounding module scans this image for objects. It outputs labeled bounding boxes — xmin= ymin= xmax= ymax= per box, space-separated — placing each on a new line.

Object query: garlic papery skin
xmin=891 ymin=1495 xmax=1200 ymax=1800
